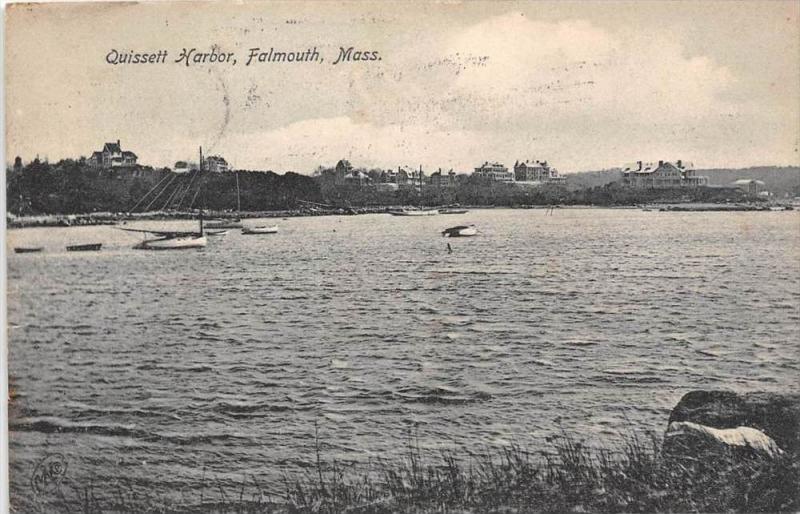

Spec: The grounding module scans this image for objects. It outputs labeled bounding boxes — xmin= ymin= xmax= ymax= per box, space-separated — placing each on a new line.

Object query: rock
xmin=666 ymin=390 xmax=800 ymax=456
xmin=665 ymin=421 xmax=784 ymax=458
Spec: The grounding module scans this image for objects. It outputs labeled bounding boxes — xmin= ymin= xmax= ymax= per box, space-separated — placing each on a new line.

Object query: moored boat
xmin=205 ymin=229 xmax=229 ymax=236
xmin=242 ymin=225 xmax=278 ymax=234
xmin=206 ymin=219 xmax=243 ymax=229
xmin=133 ymin=234 xmax=207 ymax=250
xmin=440 ymin=208 xmax=468 ymax=214
xmin=122 ymin=146 xmax=209 ymax=250
xmin=14 ymin=247 xmax=43 ymax=254
xmin=389 ymin=208 xmax=439 ymax=216
xmin=66 ymin=243 xmax=102 ymax=251
xmin=442 ymin=224 xmax=478 ymax=237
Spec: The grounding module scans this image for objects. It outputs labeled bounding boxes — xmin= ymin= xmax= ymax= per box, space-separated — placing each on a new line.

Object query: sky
xmin=5 ymin=0 xmax=800 ymax=174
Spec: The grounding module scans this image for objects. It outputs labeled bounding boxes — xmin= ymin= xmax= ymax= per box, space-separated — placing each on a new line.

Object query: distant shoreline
xmin=5 ymin=202 xmax=794 ymax=229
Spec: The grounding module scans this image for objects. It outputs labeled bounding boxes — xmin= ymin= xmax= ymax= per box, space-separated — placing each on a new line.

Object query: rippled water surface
xmin=7 ymin=209 xmax=800 ymax=507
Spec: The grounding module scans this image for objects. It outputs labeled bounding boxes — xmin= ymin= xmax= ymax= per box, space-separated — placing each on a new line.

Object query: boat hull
xmin=206 ymin=221 xmax=243 ymax=229
xmin=242 ymin=226 xmax=279 ymax=234
xmin=67 ymin=243 xmax=102 ymax=251
xmin=14 ymin=247 xmax=43 ymax=254
xmin=442 ymin=226 xmax=478 ymax=237
xmin=134 ymin=236 xmax=207 ymax=250
xmin=389 ymin=209 xmax=439 ymax=216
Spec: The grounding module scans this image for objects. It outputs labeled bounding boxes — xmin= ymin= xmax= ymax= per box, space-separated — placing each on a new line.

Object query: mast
xmin=235 ymin=171 xmax=241 ymax=218
xmin=198 ymin=146 xmax=204 ymax=236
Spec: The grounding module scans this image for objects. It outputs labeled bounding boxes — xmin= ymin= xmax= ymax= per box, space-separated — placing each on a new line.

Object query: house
xmin=173 ymin=161 xmax=196 ymax=174
xmin=621 ymin=160 xmax=708 ymax=188
xmin=88 ymin=140 xmax=138 ymax=168
xmin=334 ymin=159 xmax=353 ymax=184
xmin=513 ymin=160 xmax=566 ymax=184
xmin=429 ymin=168 xmax=457 ymax=187
xmin=732 ymin=179 xmax=766 ymax=196
xmin=205 ymin=155 xmax=229 ymax=173
xmin=474 ymin=162 xmax=514 ymax=182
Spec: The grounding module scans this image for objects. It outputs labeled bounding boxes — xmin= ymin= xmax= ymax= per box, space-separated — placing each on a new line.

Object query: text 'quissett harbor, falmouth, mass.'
xmin=105 ymin=46 xmax=382 ymax=67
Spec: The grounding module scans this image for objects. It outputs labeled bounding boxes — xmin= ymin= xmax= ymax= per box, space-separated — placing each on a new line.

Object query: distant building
xmin=732 ymin=179 xmax=766 ymax=195
xmin=621 ymin=160 xmax=708 ymax=188
xmin=474 ymin=162 xmax=514 ymax=182
xmin=429 ymin=168 xmax=457 ymax=187
xmin=173 ymin=161 xmax=195 ymax=174
xmin=333 ymin=159 xmax=354 ymax=184
xmin=205 ymin=155 xmax=230 ymax=173
xmin=513 ymin=159 xmax=566 ymax=184
xmin=88 ymin=140 xmax=138 ymax=168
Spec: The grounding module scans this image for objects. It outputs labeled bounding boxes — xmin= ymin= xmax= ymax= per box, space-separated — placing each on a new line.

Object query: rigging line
xmin=142 ymin=173 xmax=179 ymax=212
xmin=188 ymin=168 xmax=209 ymax=210
xmin=161 ymin=180 xmax=183 ymax=211
xmin=128 ymin=172 xmax=173 ymax=213
xmin=188 ymin=186 xmax=202 ymax=210
xmin=175 ymin=169 xmax=200 ymax=210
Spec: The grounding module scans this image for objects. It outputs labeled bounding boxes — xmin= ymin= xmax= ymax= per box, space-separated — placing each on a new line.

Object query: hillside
xmin=6 ymin=159 xmax=324 ymax=215
xmin=565 ymin=166 xmax=799 ymax=196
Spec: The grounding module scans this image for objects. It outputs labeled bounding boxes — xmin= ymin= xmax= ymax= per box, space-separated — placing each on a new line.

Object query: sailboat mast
xmin=235 ymin=171 xmax=241 ymax=216
xmin=199 ymin=146 xmax=204 ymax=236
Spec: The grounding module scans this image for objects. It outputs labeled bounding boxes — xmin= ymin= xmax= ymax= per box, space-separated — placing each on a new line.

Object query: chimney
xmin=637 ymin=160 xmax=642 ymax=171
xmin=676 ymin=159 xmax=682 ymax=168
xmin=658 ymin=160 xmax=664 ymax=167
xmin=117 ymin=139 xmax=120 ymax=147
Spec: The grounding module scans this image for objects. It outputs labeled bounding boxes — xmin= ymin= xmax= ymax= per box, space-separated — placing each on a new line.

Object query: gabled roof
xmin=103 ymin=142 xmax=121 ymax=153
xmin=122 ymin=151 xmax=137 ymax=159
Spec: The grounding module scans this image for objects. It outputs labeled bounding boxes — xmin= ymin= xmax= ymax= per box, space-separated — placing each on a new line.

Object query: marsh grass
xmin=15 ymin=430 xmax=798 ymax=513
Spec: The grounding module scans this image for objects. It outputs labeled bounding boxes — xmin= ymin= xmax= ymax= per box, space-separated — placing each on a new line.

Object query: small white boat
xmin=242 ymin=225 xmax=279 ymax=235
xmin=440 ymin=208 xmax=468 ymax=215
xmin=442 ymin=224 xmax=478 ymax=237
xmin=389 ymin=208 xmax=439 ymax=216
xmin=205 ymin=229 xmax=229 ymax=236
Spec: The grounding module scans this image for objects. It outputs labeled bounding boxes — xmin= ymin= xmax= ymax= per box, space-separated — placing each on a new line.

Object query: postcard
xmin=4 ymin=1 xmax=799 ymax=512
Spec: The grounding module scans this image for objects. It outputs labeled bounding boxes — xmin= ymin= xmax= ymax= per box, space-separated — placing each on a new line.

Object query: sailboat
xmin=207 ymin=171 xmax=243 ymax=229
xmin=121 ymin=147 xmax=208 ymax=250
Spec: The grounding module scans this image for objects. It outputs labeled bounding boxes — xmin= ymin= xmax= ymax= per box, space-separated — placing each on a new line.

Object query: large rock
xmin=666 ymin=390 xmax=800 ymax=456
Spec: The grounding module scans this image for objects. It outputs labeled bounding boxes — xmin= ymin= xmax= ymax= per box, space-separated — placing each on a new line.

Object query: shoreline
xmin=5 ymin=202 xmax=794 ymax=229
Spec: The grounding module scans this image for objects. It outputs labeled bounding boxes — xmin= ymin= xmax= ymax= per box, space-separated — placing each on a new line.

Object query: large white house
xmin=88 ymin=140 xmax=137 ymax=168
xmin=474 ymin=162 xmax=514 ymax=182
xmin=621 ymin=160 xmax=708 ymax=188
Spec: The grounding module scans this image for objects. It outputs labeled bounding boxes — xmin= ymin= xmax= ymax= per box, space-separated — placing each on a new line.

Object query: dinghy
xmin=442 ymin=224 xmax=478 ymax=237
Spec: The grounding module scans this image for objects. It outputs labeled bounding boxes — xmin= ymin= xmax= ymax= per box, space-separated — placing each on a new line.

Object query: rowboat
xmin=66 ymin=243 xmax=102 ymax=251
xmin=14 ymin=247 xmax=43 ymax=254
xmin=440 ymin=208 xmax=468 ymax=214
xmin=242 ymin=225 xmax=278 ymax=234
xmin=442 ymin=224 xmax=478 ymax=237
xmin=205 ymin=229 xmax=229 ymax=236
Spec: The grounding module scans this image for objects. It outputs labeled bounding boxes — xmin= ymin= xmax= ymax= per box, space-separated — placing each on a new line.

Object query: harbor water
xmin=7 ymin=208 xmax=800 ymax=509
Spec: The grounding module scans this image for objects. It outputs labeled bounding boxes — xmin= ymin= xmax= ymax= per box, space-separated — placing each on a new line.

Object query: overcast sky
xmin=5 ymin=1 xmax=799 ymax=173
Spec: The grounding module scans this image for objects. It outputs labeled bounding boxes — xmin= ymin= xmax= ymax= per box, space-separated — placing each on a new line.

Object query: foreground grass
xmin=283 ymin=431 xmax=798 ymax=513
xmin=15 ymin=431 xmax=799 ymax=513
